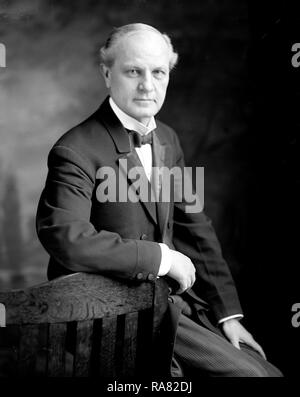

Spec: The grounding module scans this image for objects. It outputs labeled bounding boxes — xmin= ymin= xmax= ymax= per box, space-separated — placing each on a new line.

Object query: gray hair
xmin=100 ymin=23 xmax=179 ymax=71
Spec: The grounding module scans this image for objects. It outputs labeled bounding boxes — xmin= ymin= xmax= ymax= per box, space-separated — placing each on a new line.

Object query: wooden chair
xmin=0 ymin=273 xmax=169 ymax=377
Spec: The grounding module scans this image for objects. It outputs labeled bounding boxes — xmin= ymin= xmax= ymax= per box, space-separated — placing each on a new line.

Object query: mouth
xmin=133 ymin=99 xmax=156 ymax=107
xmin=134 ymin=99 xmax=155 ymax=102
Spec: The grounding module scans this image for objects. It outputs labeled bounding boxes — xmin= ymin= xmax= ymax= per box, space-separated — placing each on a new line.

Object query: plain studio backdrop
xmin=0 ymin=0 xmax=299 ymax=376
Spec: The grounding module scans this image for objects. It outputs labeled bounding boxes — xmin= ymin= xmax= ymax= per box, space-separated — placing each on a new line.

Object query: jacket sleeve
xmin=171 ymin=133 xmax=243 ymax=322
xmin=36 ymin=145 xmax=161 ymax=281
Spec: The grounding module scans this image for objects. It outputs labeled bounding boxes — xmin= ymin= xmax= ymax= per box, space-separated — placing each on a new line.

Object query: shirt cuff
xmin=218 ymin=314 xmax=244 ymax=324
xmin=158 ymin=243 xmax=172 ymax=276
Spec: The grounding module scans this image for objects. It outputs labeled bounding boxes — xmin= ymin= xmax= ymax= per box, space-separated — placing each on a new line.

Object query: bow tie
xmin=130 ymin=130 xmax=154 ymax=147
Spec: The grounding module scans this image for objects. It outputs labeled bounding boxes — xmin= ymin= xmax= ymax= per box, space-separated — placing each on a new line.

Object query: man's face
xmin=102 ymin=31 xmax=170 ymax=125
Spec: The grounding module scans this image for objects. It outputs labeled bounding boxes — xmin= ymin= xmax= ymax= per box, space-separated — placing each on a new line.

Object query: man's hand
xmin=222 ymin=319 xmax=266 ymax=359
xmin=167 ymin=250 xmax=196 ymax=294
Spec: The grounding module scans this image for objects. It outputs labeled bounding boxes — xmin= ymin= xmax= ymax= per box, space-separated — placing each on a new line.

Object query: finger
xmin=244 ymin=339 xmax=267 ymax=360
xmin=176 ymin=287 xmax=184 ymax=294
xmin=233 ymin=341 xmax=240 ymax=350
xmin=256 ymin=346 xmax=267 ymax=360
xmin=176 ymin=282 xmax=187 ymax=294
xmin=230 ymin=338 xmax=240 ymax=350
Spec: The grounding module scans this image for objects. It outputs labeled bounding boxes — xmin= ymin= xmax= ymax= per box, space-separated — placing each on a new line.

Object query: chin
xmin=136 ymin=106 xmax=157 ymax=116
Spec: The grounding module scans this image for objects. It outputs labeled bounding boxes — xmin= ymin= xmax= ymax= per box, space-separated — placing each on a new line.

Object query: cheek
xmin=111 ymin=75 xmax=128 ymax=91
xmin=157 ymin=83 xmax=168 ymax=98
xmin=118 ymin=80 xmax=137 ymax=96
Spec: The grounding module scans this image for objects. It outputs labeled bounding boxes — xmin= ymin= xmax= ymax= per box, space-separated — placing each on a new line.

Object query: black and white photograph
xmin=0 ymin=0 xmax=299 ymax=383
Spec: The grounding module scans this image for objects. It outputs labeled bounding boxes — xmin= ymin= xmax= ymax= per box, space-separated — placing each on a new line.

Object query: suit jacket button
xmin=147 ymin=273 xmax=155 ymax=281
xmin=140 ymin=233 xmax=148 ymax=240
xmin=136 ymin=273 xmax=144 ymax=280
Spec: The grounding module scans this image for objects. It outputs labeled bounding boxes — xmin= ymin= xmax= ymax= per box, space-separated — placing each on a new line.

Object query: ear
xmin=100 ymin=64 xmax=111 ymax=88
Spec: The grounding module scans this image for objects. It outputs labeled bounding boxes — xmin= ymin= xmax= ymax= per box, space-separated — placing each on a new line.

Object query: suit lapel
xmin=96 ymin=97 xmax=174 ymax=230
xmin=152 ymin=128 xmax=172 ymax=238
xmin=98 ymin=97 xmax=157 ymax=224
xmin=96 ymin=97 xmax=131 ymax=154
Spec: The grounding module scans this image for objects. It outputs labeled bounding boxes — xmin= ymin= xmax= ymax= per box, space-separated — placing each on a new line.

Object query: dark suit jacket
xmin=36 ymin=97 xmax=243 ymax=364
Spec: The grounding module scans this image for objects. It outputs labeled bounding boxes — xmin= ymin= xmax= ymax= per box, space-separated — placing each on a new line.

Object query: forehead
xmin=113 ymin=31 xmax=170 ymax=67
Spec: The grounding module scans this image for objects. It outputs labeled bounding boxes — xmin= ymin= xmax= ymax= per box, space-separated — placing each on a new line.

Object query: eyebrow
xmin=122 ymin=63 xmax=168 ymax=70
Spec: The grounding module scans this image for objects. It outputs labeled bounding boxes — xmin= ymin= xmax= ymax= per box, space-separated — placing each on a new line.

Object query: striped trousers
xmin=170 ymin=299 xmax=283 ymax=377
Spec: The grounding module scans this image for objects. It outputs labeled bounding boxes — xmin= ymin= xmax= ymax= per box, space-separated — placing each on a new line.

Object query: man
xmin=36 ymin=23 xmax=282 ymax=377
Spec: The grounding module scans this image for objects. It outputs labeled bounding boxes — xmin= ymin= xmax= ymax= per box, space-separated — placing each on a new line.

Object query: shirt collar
xmin=109 ymin=97 xmax=156 ymax=135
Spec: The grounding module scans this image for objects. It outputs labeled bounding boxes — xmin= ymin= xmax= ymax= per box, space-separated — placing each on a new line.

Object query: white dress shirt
xmin=109 ymin=97 xmax=242 ymax=324
xmin=109 ymin=97 xmax=172 ymax=276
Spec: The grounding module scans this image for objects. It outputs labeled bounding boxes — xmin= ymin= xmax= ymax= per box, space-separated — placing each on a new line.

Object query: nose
xmin=138 ymin=71 xmax=154 ymax=93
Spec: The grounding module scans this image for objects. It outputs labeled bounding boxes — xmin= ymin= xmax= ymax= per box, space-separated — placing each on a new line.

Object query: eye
xmin=127 ymin=68 xmax=140 ymax=77
xmin=153 ymin=69 xmax=167 ymax=79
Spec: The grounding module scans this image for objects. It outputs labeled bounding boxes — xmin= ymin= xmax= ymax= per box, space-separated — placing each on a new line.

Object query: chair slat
xmin=99 ymin=317 xmax=117 ymax=377
xmin=18 ymin=324 xmax=40 ymax=376
xmin=121 ymin=312 xmax=138 ymax=376
xmin=136 ymin=309 xmax=153 ymax=376
xmin=47 ymin=323 xmax=67 ymax=377
xmin=153 ymin=279 xmax=169 ymax=339
xmin=0 ymin=325 xmax=19 ymax=377
xmin=73 ymin=320 xmax=94 ymax=377
xmin=35 ymin=324 xmax=48 ymax=376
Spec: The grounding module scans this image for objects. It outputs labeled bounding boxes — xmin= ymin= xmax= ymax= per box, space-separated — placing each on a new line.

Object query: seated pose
xmin=36 ymin=23 xmax=282 ymax=377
